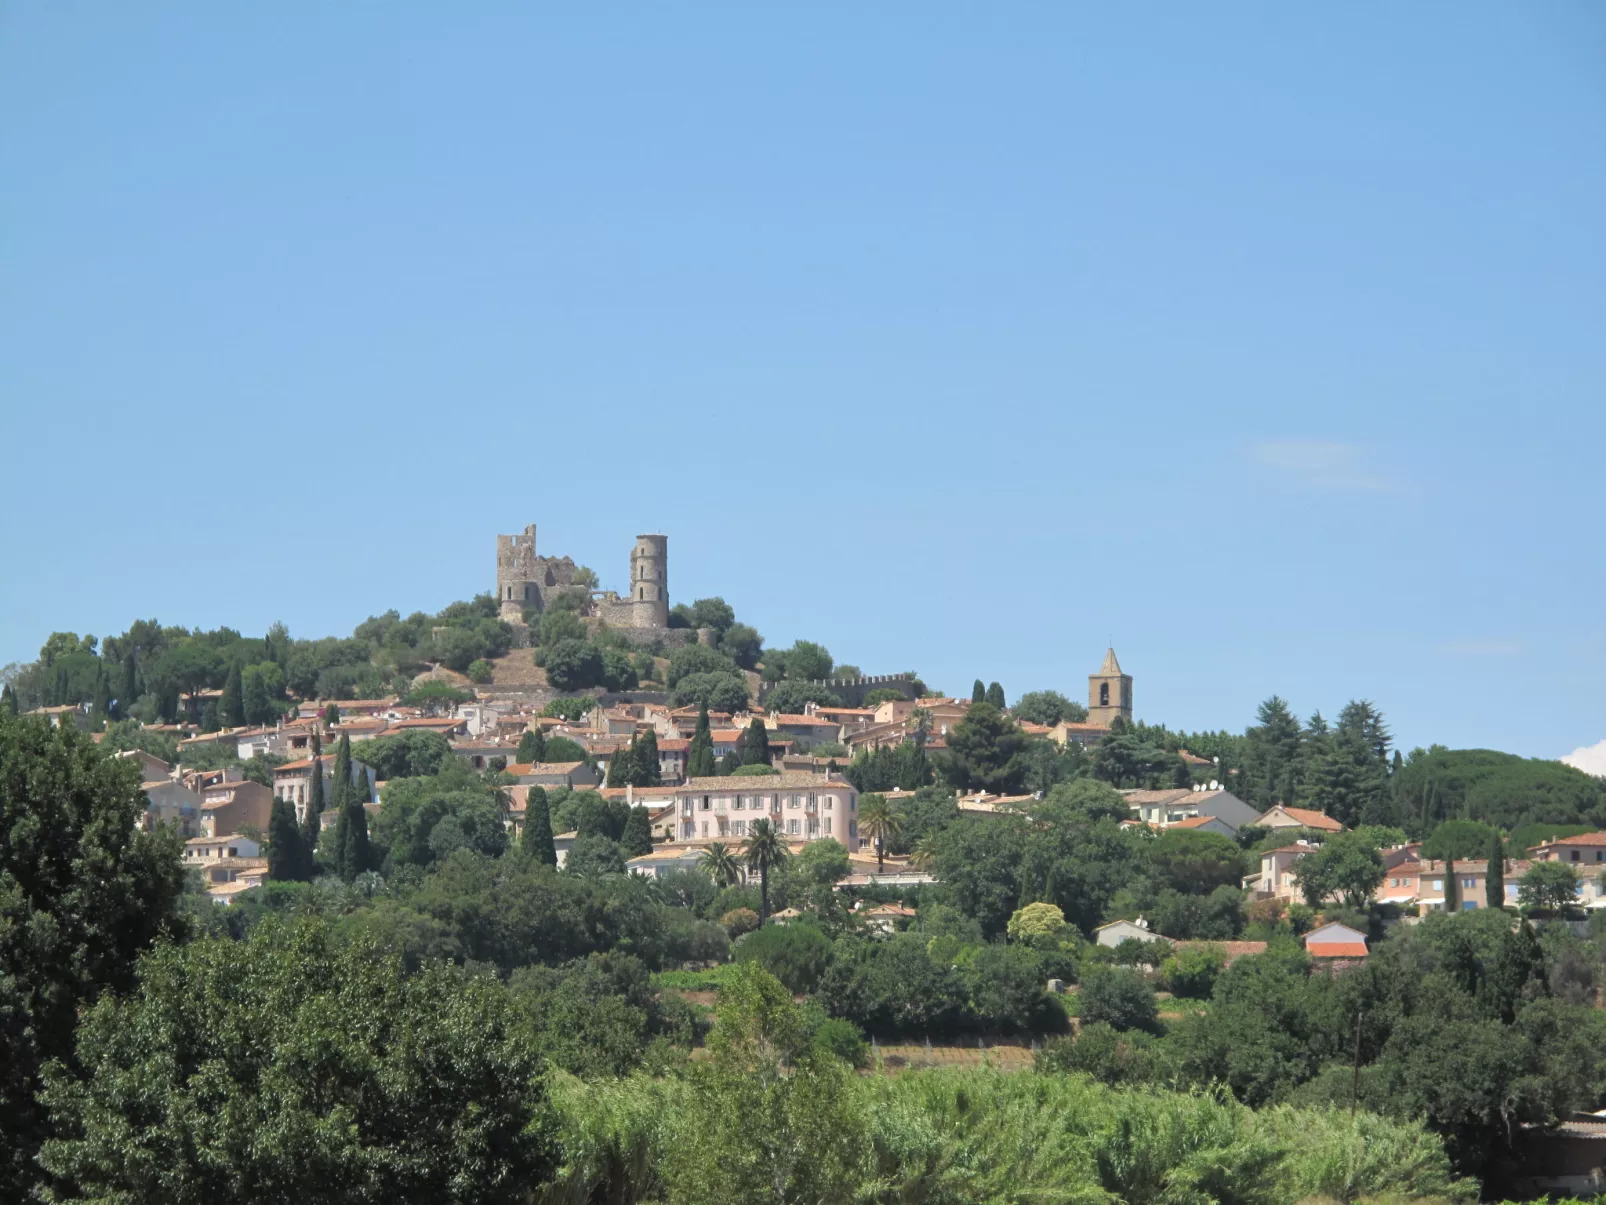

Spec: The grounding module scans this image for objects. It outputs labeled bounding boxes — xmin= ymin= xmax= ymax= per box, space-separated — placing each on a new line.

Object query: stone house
xmin=115 ymin=748 xmax=174 ymax=782
xmin=1243 ymin=843 xmax=1314 ymax=902
xmin=198 ymin=779 xmax=273 ymax=838
xmin=142 ymin=779 xmax=202 ymax=835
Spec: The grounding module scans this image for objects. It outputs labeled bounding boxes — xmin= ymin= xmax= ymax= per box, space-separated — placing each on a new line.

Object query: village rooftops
xmin=1256 ymin=805 xmax=1344 ymax=832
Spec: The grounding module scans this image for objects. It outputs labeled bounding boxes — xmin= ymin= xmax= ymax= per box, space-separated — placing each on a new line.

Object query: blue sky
xmin=2 ymin=3 xmax=1602 ymax=761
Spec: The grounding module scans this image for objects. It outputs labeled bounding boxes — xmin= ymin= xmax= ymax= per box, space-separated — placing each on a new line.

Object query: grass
xmin=652 ymin=965 xmax=740 ymax=993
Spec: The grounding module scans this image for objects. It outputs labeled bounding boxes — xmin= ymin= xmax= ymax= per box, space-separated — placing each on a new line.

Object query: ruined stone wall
xmin=758 ymin=673 xmax=920 ymax=707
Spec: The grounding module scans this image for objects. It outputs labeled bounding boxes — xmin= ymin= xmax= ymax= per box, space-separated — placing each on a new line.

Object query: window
xmin=735 ymin=797 xmax=744 ymax=810
xmin=1432 ymin=879 xmax=1443 ymax=891
xmin=702 ymin=795 xmax=710 ymax=811
xmin=824 ymin=796 xmax=834 ymax=810
xmin=1572 ymin=851 xmax=1581 ymax=863
xmin=1462 ymin=877 xmax=1475 ymax=889
xmin=699 ymin=822 xmax=708 ymax=837
xmin=1099 ymin=683 xmax=1109 ymax=707
xmin=849 ymin=821 xmax=858 ymax=839
xmin=788 ymin=819 xmax=800 ymax=835
xmin=824 ymin=817 xmax=833 ymax=835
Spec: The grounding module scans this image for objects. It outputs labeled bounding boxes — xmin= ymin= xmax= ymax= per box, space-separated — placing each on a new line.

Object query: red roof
xmin=1307 ymin=941 xmax=1369 ymax=958
xmin=1264 ymin=806 xmax=1344 ymax=832
xmin=1531 ymin=832 xmax=1606 ymax=849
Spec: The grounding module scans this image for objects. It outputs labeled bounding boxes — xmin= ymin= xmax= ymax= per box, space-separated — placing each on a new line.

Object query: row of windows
xmin=694 ymin=794 xmax=850 ymax=812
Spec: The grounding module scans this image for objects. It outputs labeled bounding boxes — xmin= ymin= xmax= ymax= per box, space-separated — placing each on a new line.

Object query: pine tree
xmin=267 ymin=798 xmax=307 ymax=881
xmin=516 ymin=728 xmax=542 ymax=764
xmin=621 ymin=806 xmax=653 ymax=858
xmin=1444 ymin=857 xmax=1461 ymax=913
xmin=985 ymin=681 xmax=1005 ymax=710
xmin=221 ymin=664 xmax=244 ymax=729
xmin=1485 ymin=831 xmax=1506 ymax=910
xmin=972 ymin=680 xmax=987 ymax=705
xmin=741 ymin=717 xmax=772 ymax=766
xmin=522 ymin=786 xmax=557 ymax=865
xmin=687 ymin=701 xmax=716 ymax=778
xmin=636 ymin=729 xmax=661 ymax=786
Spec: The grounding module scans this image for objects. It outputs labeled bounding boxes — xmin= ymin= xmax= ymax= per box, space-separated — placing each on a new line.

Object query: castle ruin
xmin=495 ymin=524 xmax=669 ymax=632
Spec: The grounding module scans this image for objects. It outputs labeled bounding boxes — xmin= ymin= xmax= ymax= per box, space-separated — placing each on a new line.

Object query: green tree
xmin=1242 ymin=695 xmax=1302 ymax=809
xmin=333 ymin=794 xmax=374 ymax=882
xmin=1007 ymin=901 xmax=1069 ymax=945
xmin=1485 ymin=831 xmax=1506 ymax=910
xmin=1292 ymin=830 xmax=1385 ymax=909
xmin=1422 ymin=819 xmax=1502 ymax=863
xmin=700 ymin=841 xmax=743 ymax=888
xmin=331 ymin=732 xmax=353 ymax=810
xmin=545 ymin=639 xmax=606 ymax=692
xmin=1443 ymin=858 xmax=1461 ymax=913
xmin=743 ymin=818 xmax=789 ymax=922
xmin=687 ymin=702 xmax=716 ymax=778
xmin=636 ymin=728 xmax=662 ymax=786
xmin=734 ymin=922 xmax=835 ymax=994
xmin=606 ymin=741 xmax=641 ymax=787
xmin=621 ymin=806 xmax=654 ymax=858
xmin=38 ymin=920 xmax=553 ymax=1202
xmin=857 ymin=793 xmax=905 ymax=874
xmin=985 ymin=681 xmax=1005 ymax=709
xmin=933 ymin=702 xmax=1030 ymax=793
xmin=266 ymin=796 xmax=309 ymax=882
xmin=760 ymin=680 xmax=842 ymax=714
xmin=516 ymin=727 xmax=545 ymax=764
xmin=0 ymin=682 xmax=17 ymax=716
xmin=719 ymin=622 xmax=764 ymax=670
xmin=1079 ymin=966 xmax=1161 ymax=1033
xmin=740 ymin=717 xmax=772 ymax=767
xmin=300 ymin=739 xmax=325 ymax=856
xmin=220 ymin=662 xmax=244 ymax=727
xmin=1149 ymin=828 xmax=1246 ymax=895
xmin=1518 ymin=861 xmax=1579 ymax=912
xmin=1012 ymin=690 xmax=1087 ymax=725
xmin=522 ymin=786 xmax=557 ymax=865
xmin=972 ymin=679 xmax=987 ymax=704
xmin=671 ymin=671 xmax=751 ymax=712
xmin=0 ymin=711 xmax=187 ymax=1200
xmin=779 ymin=640 xmax=833 ymax=682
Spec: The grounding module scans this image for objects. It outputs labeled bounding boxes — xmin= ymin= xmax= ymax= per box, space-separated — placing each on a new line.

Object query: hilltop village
xmin=7 ymin=520 xmax=1606 ymax=1198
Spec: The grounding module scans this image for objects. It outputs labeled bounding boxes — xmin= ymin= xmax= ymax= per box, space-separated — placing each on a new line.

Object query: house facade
xmin=668 ymin=774 xmax=860 ymax=850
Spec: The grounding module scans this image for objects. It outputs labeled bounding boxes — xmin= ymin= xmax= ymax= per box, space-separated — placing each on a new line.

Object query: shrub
xmin=720 ymin=907 xmax=760 ymax=937
xmin=733 ymin=921 xmax=834 ymax=994
xmin=811 ymin=1017 xmax=869 ymax=1068
xmin=465 ymin=659 xmax=493 ymax=683
xmin=1161 ymin=945 xmax=1227 ymax=1000
xmin=1077 ymin=966 xmax=1159 ymax=1034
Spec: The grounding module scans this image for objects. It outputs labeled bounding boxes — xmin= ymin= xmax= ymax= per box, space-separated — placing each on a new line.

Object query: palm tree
xmin=699 ymin=841 xmax=742 ymax=889
xmin=909 ymin=833 xmax=939 ymax=873
xmin=742 ymin=819 xmax=788 ymax=922
xmin=858 ymin=793 xmax=906 ymax=874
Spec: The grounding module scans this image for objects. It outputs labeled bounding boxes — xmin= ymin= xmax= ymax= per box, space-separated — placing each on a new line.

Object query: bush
xmin=1036 ymin=1021 xmax=1172 ymax=1086
xmin=720 ymin=907 xmax=760 ymax=937
xmin=733 ymin=921 xmax=835 ymax=994
xmin=545 ymin=640 xmax=605 ymax=692
xmin=666 ymin=644 xmax=738 ymax=688
xmin=811 ymin=1016 xmax=869 ymax=1068
xmin=465 ymin=659 xmax=493 ymax=684
xmin=1161 ymin=945 xmax=1227 ymax=999
xmin=669 ymin=672 xmax=749 ymax=712
xmin=542 ymin=697 xmax=594 ymax=722
xmin=1077 ymin=966 xmax=1159 ymax=1034
xmin=729 ymin=764 xmax=780 ymax=777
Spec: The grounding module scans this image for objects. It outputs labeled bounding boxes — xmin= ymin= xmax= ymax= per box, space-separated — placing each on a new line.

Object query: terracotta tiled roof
xmin=1170 ymin=816 xmax=1229 ymax=830
xmin=1307 ymin=941 xmax=1369 ymax=958
xmin=1530 ymin=832 xmax=1606 ymax=849
xmin=1260 ymin=806 xmax=1343 ymax=832
xmin=674 ymin=773 xmax=849 ymax=791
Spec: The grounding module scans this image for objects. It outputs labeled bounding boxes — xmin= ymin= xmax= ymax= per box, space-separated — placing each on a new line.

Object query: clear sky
xmin=2 ymin=3 xmax=1602 ymax=761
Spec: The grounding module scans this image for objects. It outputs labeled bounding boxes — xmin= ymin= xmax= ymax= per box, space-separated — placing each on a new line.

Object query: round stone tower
xmin=629 ymin=534 xmax=669 ymax=627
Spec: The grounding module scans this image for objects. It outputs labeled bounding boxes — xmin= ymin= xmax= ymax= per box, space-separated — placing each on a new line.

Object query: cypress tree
xmin=1444 ymin=857 xmax=1460 ymax=913
xmin=301 ymin=732 xmax=325 ymax=857
xmin=120 ymin=655 xmax=139 ymax=717
xmin=741 ymin=717 xmax=772 ymax=766
xmin=636 ymin=729 xmax=661 ymax=786
xmin=606 ymin=741 xmax=639 ymax=788
xmin=92 ymin=666 xmax=111 ymax=724
xmin=267 ymin=798 xmax=307 ymax=881
xmin=0 ymin=683 xmax=16 ymax=716
xmin=986 ymin=681 xmax=1005 ymax=710
xmin=621 ymin=805 xmax=653 ymax=858
xmin=718 ymin=750 xmax=742 ymax=776
xmin=221 ymin=664 xmax=244 ymax=728
xmin=331 ymin=733 xmax=353 ymax=812
xmin=971 ymin=679 xmax=986 ymax=704
xmin=687 ymin=701 xmax=716 ymax=778
xmin=336 ymin=796 xmax=372 ymax=882
xmin=516 ymin=728 xmax=541 ymax=765
xmin=522 ymin=786 xmax=557 ymax=865
xmin=1486 ymin=832 xmax=1506 ymax=910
